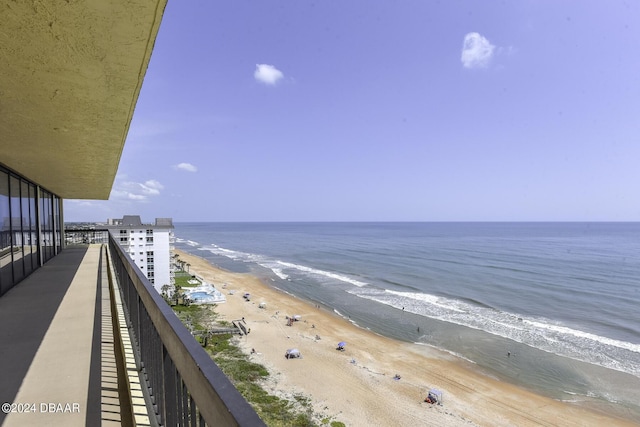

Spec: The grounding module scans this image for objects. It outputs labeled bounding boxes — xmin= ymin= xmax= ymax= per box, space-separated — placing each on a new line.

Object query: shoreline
xmin=175 ymin=249 xmax=638 ymax=426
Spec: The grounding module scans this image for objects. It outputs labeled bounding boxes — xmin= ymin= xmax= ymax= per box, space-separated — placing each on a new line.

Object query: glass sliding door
xmin=53 ymin=195 xmax=61 ymax=254
xmin=0 ymin=165 xmax=63 ymax=293
xmin=9 ymin=175 xmax=24 ymax=283
xmin=0 ymin=170 xmax=11 ymax=295
xmin=21 ymin=180 xmax=33 ymax=276
xmin=40 ymin=190 xmax=53 ymax=263
xmin=28 ymin=183 xmax=38 ymax=271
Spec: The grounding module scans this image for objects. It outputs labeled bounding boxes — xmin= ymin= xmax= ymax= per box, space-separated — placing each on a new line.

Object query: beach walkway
xmin=0 ymin=245 xmax=143 ymax=426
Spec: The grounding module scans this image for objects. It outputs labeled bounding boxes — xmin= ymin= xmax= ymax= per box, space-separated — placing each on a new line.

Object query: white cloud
xmin=254 ymin=64 xmax=284 ymax=85
xmin=461 ymin=32 xmax=495 ymax=69
xmin=140 ymin=180 xmax=164 ymax=195
xmin=66 ymin=200 xmax=96 ymax=207
xmin=111 ymin=189 xmax=143 ymax=201
xmin=110 ymin=178 xmax=164 ymax=201
xmin=174 ymin=162 xmax=198 ymax=172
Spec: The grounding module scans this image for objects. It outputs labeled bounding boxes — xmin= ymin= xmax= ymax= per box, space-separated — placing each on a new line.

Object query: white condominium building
xmin=106 ymin=215 xmax=174 ymax=293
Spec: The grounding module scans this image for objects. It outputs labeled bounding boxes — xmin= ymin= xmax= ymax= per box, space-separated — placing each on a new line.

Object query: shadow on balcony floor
xmin=0 ymin=245 xmax=106 ymax=426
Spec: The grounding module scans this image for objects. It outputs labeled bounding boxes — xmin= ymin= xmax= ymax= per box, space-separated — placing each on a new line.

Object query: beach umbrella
xmin=338 ymin=341 xmax=346 ymax=347
xmin=427 ymin=389 xmax=443 ymax=404
xmin=285 ymin=348 xmax=301 ymax=359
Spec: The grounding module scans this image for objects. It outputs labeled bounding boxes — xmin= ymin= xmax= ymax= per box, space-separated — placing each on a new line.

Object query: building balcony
xmin=0 ymin=235 xmax=264 ymax=427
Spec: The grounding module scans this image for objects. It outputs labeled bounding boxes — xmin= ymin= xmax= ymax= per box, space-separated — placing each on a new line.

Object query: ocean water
xmin=174 ymin=222 xmax=640 ymax=419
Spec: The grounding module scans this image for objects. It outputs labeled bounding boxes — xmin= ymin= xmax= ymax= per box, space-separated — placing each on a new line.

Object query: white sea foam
xmin=384 ymin=289 xmax=466 ymax=313
xmin=199 ymin=245 xmax=248 ymax=260
xmin=197 ymin=243 xmax=366 ymax=287
xmin=524 ymin=320 xmax=640 ymax=354
xmin=276 ymin=261 xmax=368 ymax=287
xmin=414 ymin=342 xmax=477 ymax=364
xmin=264 ymin=266 xmax=289 ymax=280
xmin=349 ymin=287 xmax=640 ymax=377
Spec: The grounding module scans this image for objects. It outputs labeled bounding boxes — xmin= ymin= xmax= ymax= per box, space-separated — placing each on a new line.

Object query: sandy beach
xmin=176 ymin=249 xmax=637 ymax=427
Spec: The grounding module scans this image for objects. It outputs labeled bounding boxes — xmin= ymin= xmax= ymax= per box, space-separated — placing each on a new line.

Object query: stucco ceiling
xmin=0 ymin=0 xmax=167 ymax=199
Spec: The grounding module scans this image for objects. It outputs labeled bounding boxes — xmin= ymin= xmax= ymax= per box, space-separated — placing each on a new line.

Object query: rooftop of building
xmin=106 ymin=215 xmax=174 ymax=229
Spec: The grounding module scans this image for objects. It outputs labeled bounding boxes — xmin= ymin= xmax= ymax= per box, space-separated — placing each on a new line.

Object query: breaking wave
xmin=349 ymin=287 xmax=640 ymax=377
xmin=197 ymin=243 xmax=368 ymax=287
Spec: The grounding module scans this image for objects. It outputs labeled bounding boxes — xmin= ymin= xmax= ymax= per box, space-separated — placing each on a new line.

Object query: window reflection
xmin=0 ymin=166 xmax=62 ymax=295
xmin=22 ymin=180 xmax=33 ymax=275
xmin=0 ymin=170 xmax=11 ymax=294
xmin=40 ymin=190 xmax=51 ymax=262
xmin=28 ymin=183 xmax=38 ymax=272
xmin=10 ymin=175 xmax=24 ymax=283
xmin=54 ymin=195 xmax=61 ymax=254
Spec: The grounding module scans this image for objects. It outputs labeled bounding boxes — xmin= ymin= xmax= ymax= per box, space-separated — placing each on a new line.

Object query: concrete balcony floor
xmin=0 ymin=245 xmax=133 ymax=426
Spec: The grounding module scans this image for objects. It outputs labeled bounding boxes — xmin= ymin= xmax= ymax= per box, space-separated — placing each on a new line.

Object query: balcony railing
xmin=108 ymin=235 xmax=265 ymax=426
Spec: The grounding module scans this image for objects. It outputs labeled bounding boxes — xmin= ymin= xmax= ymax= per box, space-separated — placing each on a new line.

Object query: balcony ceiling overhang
xmin=0 ymin=0 xmax=167 ymax=199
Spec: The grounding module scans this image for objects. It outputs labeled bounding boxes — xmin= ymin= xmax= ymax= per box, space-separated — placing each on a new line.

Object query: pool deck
xmin=184 ymin=281 xmax=226 ymax=304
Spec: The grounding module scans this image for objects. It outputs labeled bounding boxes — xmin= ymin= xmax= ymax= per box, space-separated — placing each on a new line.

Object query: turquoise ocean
xmin=174 ymin=222 xmax=640 ymax=420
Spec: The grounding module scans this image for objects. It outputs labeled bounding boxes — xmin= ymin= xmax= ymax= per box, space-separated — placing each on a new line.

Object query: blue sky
xmin=66 ymin=1 xmax=640 ymax=222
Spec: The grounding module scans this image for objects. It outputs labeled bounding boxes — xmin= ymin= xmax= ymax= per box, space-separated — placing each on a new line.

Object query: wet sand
xmin=176 ymin=249 xmax=638 ymax=426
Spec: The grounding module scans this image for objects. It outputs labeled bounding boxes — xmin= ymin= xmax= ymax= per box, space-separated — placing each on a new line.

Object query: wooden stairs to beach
xmin=207 ymin=327 xmax=242 ymax=336
xmin=232 ymin=319 xmax=249 ymax=335
xmin=191 ymin=319 xmax=246 ymax=338
xmin=190 ymin=321 xmax=245 ymax=348
xmin=192 ymin=322 xmax=244 ymax=347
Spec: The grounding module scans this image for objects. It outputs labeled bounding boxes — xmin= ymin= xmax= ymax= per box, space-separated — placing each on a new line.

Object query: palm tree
xmin=160 ymin=284 xmax=171 ymax=303
xmin=186 ymin=263 xmax=191 ymax=273
xmin=171 ymin=283 xmax=184 ymax=306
